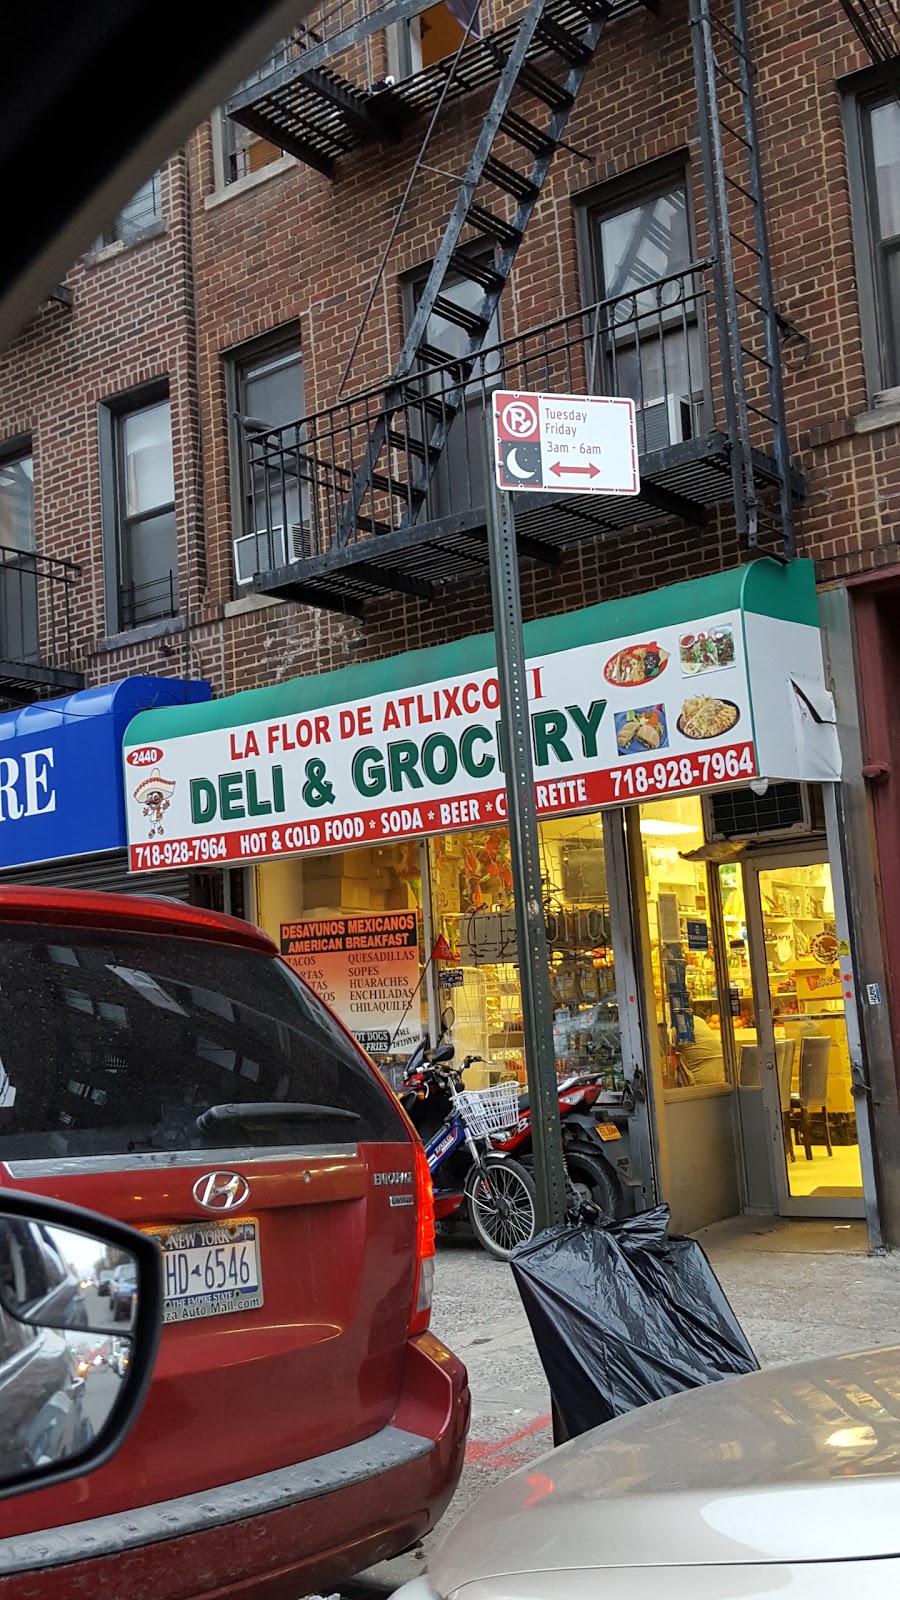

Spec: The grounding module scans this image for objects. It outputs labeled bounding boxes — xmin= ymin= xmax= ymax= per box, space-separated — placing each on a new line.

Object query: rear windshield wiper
xmin=196 ymin=1101 xmax=360 ymax=1133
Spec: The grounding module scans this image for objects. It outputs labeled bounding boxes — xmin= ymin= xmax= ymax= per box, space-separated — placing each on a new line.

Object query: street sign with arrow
xmin=491 ymin=389 xmax=640 ymax=497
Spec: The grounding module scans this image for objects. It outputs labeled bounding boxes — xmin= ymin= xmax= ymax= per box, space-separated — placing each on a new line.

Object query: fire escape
xmin=0 ymin=545 xmax=83 ymax=707
xmin=226 ymin=0 xmax=802 ymax=617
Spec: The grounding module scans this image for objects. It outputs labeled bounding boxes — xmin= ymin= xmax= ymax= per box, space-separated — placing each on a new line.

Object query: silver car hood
xmin=429 ymin=1346 xmax=900 ymax=1589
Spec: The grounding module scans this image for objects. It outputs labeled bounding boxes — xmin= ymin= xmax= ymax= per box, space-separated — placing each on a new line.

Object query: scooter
xmin=490 ymin=1072 xmax=625 ymax=1220
xmin=399 ymin=1014 xmax=536 ymax=1259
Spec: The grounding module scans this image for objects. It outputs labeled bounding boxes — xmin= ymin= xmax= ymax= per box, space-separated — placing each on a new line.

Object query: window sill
xmin=205 ymin=156 xmax=297 ymax=210
xmin=224 ymin=592 xmax=285 ymax=618
xmin=97 ymin=615 xmax=183 ymax=652
xmin=663 ymin=1082 xmax=733 ymax=1103
xmin=853 ymin=388 xmax=900 ymax=435
xmin=83 ymin=224 xmax=166 ymax=266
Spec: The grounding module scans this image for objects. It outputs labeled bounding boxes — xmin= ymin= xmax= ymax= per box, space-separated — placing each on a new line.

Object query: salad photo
xmin=679 ymin=625 xmax=736 ymax=675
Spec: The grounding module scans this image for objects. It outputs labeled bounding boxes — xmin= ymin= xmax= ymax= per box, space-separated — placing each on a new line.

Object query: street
xmin=353 ymin=1216 xmax=900 ymax=1595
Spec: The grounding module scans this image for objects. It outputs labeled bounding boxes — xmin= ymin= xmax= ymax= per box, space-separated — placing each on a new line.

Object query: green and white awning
xmin=124 ymin=559 xmax=839 ymax=872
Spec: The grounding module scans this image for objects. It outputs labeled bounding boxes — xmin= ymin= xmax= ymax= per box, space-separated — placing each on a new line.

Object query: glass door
xmin=742 ymin=852 xmax=864 ymax=1218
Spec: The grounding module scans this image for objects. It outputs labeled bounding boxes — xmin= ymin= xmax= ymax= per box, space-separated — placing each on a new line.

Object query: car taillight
xmin=410 ymin=1140 xmax=435 ymax=1336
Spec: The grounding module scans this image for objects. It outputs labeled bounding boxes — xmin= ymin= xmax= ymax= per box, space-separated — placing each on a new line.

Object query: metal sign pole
xmin=484 ymin=430 xmax=567 ymax=1232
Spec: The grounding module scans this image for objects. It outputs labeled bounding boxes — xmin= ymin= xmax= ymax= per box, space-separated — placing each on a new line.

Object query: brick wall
xmin=0 ymin=0 xmax=895 ymax=702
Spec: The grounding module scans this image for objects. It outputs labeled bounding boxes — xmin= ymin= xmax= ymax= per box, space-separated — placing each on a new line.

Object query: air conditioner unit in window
xmin=234 ymin=520 xmax=312 ymax=585
xmin=233 ymin=525 xmax=286 ymax=587
xmin=702 ymin=782 xmax=824 ymax=844
xmin=634 ymin=393 xmax=692 ymax=455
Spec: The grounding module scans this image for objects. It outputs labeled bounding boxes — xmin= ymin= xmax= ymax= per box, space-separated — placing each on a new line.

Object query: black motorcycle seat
xmin=518 ymin=1093 xmax=530 ymax=1113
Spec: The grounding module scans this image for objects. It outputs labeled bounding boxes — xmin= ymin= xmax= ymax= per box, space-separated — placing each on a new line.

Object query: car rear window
xmin=0 ymin=924 xmax=406 ymax=1160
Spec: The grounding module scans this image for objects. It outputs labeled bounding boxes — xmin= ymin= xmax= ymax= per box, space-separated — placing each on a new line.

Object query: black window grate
xmin=709 ymin=783 xmax=807 ymax=838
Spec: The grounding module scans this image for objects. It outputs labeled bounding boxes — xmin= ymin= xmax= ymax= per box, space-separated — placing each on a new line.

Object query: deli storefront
xmin=123 ymin=560 xmax=880 ymax=1238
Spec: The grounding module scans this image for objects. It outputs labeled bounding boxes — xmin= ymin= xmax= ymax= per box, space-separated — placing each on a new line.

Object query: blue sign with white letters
xmin=0 ymin=677 xmax=210 ymax=871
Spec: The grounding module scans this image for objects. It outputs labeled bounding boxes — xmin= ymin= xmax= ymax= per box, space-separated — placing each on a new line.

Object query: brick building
xmin=2 ymin=0 xmax=900 ymax=1243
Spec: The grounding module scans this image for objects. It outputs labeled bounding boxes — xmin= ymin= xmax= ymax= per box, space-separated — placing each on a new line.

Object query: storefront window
xmin=428 ymin=813 xmax=624 ymax=1089
xmin=253 ymin=843 xmax=428 ymax=1074
xmin=640 ymin=797 xmax=730 ymax=1092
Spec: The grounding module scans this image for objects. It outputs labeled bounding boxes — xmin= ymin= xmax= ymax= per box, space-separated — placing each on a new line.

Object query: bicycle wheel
xmin=464 ymin=1154 xmax=536 ymax=1260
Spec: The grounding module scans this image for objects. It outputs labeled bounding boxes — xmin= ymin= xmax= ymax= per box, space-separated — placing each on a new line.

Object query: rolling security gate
xmin=0 ymin=852 xmax=194 ymax=900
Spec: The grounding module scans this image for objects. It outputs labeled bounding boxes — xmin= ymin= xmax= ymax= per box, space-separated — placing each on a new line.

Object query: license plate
xmin=595 ymin=1123 xmax=622 ymax=1142
xmin=144 ymin=1218 xmax=263 ymax=1324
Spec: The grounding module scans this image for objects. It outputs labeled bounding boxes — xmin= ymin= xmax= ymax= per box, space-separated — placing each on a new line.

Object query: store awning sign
xmin=0 ymin=676 xmax=209 ymax=872
xmin=123 ymin=561 xmax=840 ymax=873
xmin=492 ymin=391 xmax=639 ymax=496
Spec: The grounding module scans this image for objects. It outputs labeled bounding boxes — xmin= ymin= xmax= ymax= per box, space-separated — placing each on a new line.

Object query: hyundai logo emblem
xmin=192 ymin=1171 xmax=250 ymax=1212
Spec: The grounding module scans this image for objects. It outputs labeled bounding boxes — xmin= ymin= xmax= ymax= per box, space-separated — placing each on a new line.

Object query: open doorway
xmin=738 ymin=852 xmax=864 ymax=1217
xmin=637 ymin=797 xmax=865 ymax=1229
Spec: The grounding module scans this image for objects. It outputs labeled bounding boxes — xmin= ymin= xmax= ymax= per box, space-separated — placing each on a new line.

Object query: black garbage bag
xmin=510 ymin=1204 xmax=758 ymax=1439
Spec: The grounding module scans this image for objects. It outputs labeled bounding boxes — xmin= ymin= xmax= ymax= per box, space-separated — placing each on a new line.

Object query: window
xmin=638 ymin=796 xmax=732 ymax=1094
xmin=425 ymin=814 xmax=626 ymax=1090
xmin=102 ymin=394 xmax=177 ymax=631
xmin=582 ymin=175 xmax=704 ymax=450
xmin=214 ymin=40 xmax=298 ymax=187
xmin=229 ymin=335 xmax=305 ymax=585
xmin=0 ymin=926 xmax=404 ymax=1161
xmin=847 ymin=87 xmax=900 ymax=395
xmin=0 ymin=447 xmax=33 ymax=554
xmin=0 ymin=444 xmax=38 ymax=665
xmin=94 ymin=173 xmax=163 ymax=250
xmin=388 ymin=0 xmax=481 ymax=78
xmin=219 ymin=116 xmax=284 ymax=185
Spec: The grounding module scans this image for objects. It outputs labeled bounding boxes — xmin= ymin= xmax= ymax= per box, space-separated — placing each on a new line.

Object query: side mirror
xmin=0 ymin=1190 xmax=162 ymax=1501
xmin=440 ymin=1006 xmax=455 ymax=1034
xmin=431 ymin=1043 xmax=455 ymax=1065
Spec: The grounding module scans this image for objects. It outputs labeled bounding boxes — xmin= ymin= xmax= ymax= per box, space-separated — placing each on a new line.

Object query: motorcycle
xmin=399 ymin=1014 xmax=537 ymax=1260
xmin=491 ymin=1071 xmax=626 ymax=1221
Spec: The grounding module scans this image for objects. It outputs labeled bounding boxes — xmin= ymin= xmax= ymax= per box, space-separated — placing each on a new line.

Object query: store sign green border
xmin=128 ymin=558 xmax=819 ymax=744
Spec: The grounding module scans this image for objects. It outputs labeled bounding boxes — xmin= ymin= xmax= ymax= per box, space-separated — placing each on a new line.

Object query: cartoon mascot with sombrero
xmin=133 ymin=768 xmax=176 ymax=839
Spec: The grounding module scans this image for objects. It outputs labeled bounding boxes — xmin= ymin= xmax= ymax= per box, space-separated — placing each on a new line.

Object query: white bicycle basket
xmin=452 ymin=1081 xmax=520 ymax=1139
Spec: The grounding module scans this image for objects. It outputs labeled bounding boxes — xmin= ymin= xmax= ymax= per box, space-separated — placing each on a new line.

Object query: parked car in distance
xmin=96 ymin=1271 xmax=116 ymax=1299
xmin=0 ymin=888 xmax=468 ymax=1599
xmin=108 ymin=1263 xmax=138 ymax=1324
xmin=397 ymin=1344 xmax=900 ymax=1600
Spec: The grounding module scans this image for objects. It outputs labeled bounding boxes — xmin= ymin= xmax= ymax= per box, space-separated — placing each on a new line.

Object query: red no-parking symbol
xmin=497 ymin=396 xmax=539 ymax=441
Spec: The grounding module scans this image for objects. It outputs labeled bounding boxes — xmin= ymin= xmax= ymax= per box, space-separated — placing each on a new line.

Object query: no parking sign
xmin=491 ymin=390 xmax=640 ymax=496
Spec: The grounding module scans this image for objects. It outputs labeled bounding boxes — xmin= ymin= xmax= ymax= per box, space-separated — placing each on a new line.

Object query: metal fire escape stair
xmin=227 ymin=0 xmax=621 ymax=178
xmin=332 ymin=0 xmax=612 ymax=554
xmin=243 ymin=0 xmax=802 ymax=616
xmin=690 ymin=0 xmax=796 ymax=552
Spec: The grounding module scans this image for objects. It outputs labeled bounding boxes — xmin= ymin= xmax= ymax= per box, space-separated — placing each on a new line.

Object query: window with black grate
xmin=708 ymin=784 xmax=810 ymax=839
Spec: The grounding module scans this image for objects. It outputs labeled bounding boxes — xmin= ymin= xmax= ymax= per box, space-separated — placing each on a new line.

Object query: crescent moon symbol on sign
xmin=505 ymin=447 xmax=537 ymax=481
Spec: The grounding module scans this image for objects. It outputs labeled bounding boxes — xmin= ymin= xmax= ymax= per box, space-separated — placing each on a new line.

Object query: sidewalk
xmin=352 ymin=1217 xmax=900 ymax=1596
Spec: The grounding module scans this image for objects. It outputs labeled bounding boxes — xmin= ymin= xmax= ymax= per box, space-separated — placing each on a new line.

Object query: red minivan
xmin=0 ymin=888 xmax=469 ymax=1598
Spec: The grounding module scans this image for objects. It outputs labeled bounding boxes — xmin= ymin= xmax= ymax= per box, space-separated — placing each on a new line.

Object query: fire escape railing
xmin=237 ymin=0 xmax=801 ymax=613
xmin=245 ymin=264 xmax=728 ymax=566
xmin=0 ymin=546 xmax=83 ymax=701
